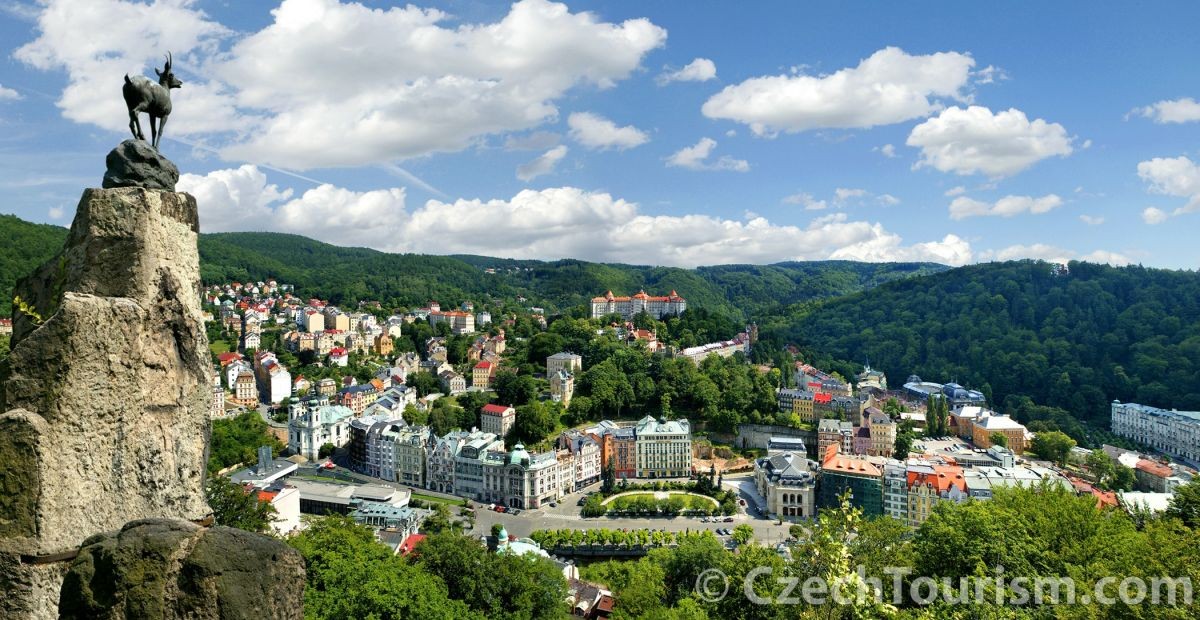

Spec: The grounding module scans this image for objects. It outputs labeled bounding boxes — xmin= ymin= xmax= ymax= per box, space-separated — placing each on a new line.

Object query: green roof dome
xmin=509 ymin=443 xmax=530 ymax=465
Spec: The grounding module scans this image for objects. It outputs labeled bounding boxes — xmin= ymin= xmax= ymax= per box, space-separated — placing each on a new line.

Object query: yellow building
xmin=373 ymin=333 xmax=394 ymax=357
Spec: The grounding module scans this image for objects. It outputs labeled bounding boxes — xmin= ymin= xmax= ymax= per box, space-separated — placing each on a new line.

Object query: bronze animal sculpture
xmin=123 ymin=53 xmax=182 ymax=149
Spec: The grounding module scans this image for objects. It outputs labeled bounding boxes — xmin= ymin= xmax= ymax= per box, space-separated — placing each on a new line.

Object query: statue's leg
xmin=156 ymin=115 xmax=168 ymax=149
xmin=133 ymin=113 xmax=144 ymax=140
xmin=128 ymin=110 xmax=139 ymax=140
xmin=149 ymin=115 xmax=158 ymax=149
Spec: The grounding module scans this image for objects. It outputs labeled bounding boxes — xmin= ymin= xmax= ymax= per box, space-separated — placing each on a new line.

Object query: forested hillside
xmin=200 ymin=232 xmax=944 ymax=318
xmin=0 ymin=215 xmax=68 ymax=316
xmin=784 ymin=260 xmax=1200 ymax=429
xmin=4 ymin=215 xmax=938 ymax=319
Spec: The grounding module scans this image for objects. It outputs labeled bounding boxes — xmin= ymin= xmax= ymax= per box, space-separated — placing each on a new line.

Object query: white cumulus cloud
xmin=948 ymin=193 xmax=1063 ymax=220
xmin=1142 ymin=207 xmax=1169 ymax=225
xmin=176 ymin=167 xmax=971 ymax=267
xmin=1078 ymin=214 xmax=1105 ymax=226
xmin=517 ymin=145 xmax=569 ymax=182
xmin=666 ymin=137 xmax=749 ymax=172
xmin=0 ymin=84 xmax=21 ymax=101
xmin=567 ymin=112 xmax=649 ymax=150
xmin=178 ymin=164 xmax=293 ymax=231
xmin=875 ymin=144 xmax=896 ymax=158
xmin=1131 ymin=98 xmax=1200 ymax=124
xmin=16 ymin=0 xmax=666 ymax=170
xmin=781 ymin=192 xmax=827 ymax=210
xmin=657 ymin=57 xmax=716 ymax=85
xmin=1136 ymin=155 xmax=1200 ymax=222
xmin=907 ymin=106 xmax=1073 ymax=177
xmin=701 ymin=47 xmax=975 ymax=135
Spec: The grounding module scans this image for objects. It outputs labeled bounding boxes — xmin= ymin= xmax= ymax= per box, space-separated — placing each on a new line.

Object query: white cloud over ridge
xmin=1132 ymin=98 xmax=1200 ymax=124
xmin=179 ymin=166 xmax=973 ymax=267
xmin=980 ymin=244 xmax=1130 ymax=266
xmin=17 ymin=0 xmax=666 ymax=169
xmin=701 ymin=47 xmax=975 ymax=135
xmin=657 ymin=58 xmax=716 ymax=84
xmin=567 ymin=112 xmax=649 ymax=150
xmin=948 ymin=193 xmax=1063 ymax=220
xmin=907 ymin=106 xmax=1073 ymax=177
xmin=666 ymin=138 xmax=749 ymax=172
xmin=517 ymin=145 xmax=569 ymax=182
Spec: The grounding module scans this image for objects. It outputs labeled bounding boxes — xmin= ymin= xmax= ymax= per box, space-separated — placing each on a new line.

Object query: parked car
xmin=549 ymin=502 xmax=557 ymax=508
xmin=577 ymin=497 xmax=587 ymax=506
xmin=724 ymin=517 xmax=735 ymax=522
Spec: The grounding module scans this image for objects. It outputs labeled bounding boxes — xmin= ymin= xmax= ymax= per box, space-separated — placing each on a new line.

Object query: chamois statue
xmin=123 ymin=52 xmax=182 ymax=149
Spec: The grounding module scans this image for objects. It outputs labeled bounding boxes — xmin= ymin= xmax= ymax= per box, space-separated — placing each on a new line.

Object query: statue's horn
xmin=165 ymin=51 xmax=172 ymax=70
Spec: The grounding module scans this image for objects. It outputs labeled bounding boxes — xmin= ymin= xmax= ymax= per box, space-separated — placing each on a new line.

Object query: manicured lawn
xmin=209 ymin=340 xmax=231 ymax=355
xmin=604 ymin=491 xmax=718 ymax=511
xmin=411 ymin=492 xmax=460 ymax=506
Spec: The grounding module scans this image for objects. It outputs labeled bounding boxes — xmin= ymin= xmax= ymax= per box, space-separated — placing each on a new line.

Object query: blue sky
xmin=2 ymin=0 xmax=1199 ymax=268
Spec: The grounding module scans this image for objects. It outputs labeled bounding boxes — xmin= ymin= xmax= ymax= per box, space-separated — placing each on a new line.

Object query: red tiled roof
xmin=823 ymin=455 xmax=882 ymax=477
xmin=474 ymin=361 xmax=493 ymax=369
xmin=482 ymin=404 xmax=512 ymax=415
xmin=1136 ymin=459 xmax=1172 ymax=478
xmin=399 ymin=534 xmax=427 ymax=556
xmin=907 ymin=465 xmax=966 ymax=493
xmin=256 ymin=490 xmax=278 ymax=503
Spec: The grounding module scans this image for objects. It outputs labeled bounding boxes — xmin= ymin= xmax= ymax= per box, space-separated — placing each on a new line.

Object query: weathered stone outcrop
xmin=58 ymin=518 xmax=304 ymax=620
xmin=0 ymin=184 xmax=301 ymax=618
xmin=102 ymin=139 xmax=180 ymax=191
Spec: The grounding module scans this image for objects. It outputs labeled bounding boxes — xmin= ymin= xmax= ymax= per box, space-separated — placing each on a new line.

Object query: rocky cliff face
xmin=0 ymin=185 xmax=303 ymax=618
xmin=59 ymin=519 xmax=305 ymax=620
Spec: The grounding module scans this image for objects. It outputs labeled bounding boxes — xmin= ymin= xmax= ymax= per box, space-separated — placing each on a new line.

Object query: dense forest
xmin=0 ymin=214 xmax=68 ymax=316
xmin=783 ymin=260 xmax=1200 ymax=433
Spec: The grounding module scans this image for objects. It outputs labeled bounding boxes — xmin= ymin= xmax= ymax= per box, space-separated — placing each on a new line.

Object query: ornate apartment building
xmin=590 ymin=290 xmax=686 ymax=320
xmin=1112 ymin=401 xmax=1200 ymax=465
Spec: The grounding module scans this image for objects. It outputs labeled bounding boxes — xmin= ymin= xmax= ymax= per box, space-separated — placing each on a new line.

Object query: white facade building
xmin=289 ymin=398 xmax=355 ymax=460
xmin=1112 ymin=401 xmax=1200 ymax=465
xmin=590 ymin=290 xmax=686 ymax=320
xmin=634 ymin=416 xmax=693 ymax=478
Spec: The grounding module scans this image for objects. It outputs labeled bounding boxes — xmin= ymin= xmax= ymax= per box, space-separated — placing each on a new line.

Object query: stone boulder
xmin=0 ymin=186 xmax=214 ymax=616
xmin=102 ymin=139 xmax=179 ymax=191
xmin=59 ymin=518 xmax=305 ymax=620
